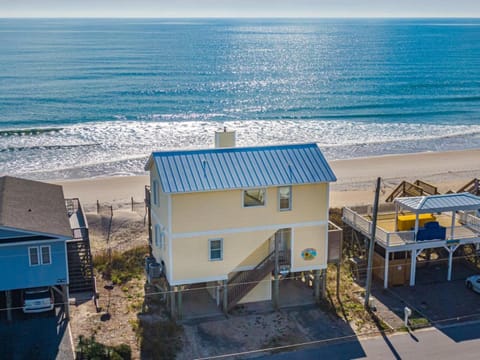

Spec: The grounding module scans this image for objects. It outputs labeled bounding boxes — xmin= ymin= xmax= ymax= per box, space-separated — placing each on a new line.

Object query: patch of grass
xmin=136 ymin=318 xmax=183 ymax=360
xmin=408 ymin=313 xmax=430 ymax=329
xmin=76 ymin=335 xmax=132 ymax=360
xmin=93 ymin=245 xmax=148 ymax=285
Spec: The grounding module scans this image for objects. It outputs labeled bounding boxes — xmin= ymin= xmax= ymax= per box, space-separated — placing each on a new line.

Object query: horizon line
xmin=1 ymin=16 xmax=480 ymax=20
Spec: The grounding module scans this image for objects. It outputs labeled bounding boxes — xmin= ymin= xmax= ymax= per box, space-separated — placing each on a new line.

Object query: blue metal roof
xmin=395 ymin=193 xmax=480 ymax=213
xmin=146 ymin=143 xmax=336 ymax=194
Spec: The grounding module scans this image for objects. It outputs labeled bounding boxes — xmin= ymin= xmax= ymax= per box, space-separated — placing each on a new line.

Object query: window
xmin=153 ymin=180 xmax=159 ymax=206
xmin=41 ymin=246 xmax=51 ymax=265
xmin=209 ymin=239 xmax=223 ymax=261
xmin=278 ymin=186 xmax=292 ymax=211
xmin=29 ymin=247 xmax=39 ymax=266
xmin=155 ymin=225 xmax=160 ymax=247
xmin=243 ymin=188 xmax=266 ymax=207
xmin=29 ymin=246 xmax=51 ymax=266
xmin=155 ymin=225 xmax=165 ymax=249
xmin=160 ymin=232 xmax=165 ymax=250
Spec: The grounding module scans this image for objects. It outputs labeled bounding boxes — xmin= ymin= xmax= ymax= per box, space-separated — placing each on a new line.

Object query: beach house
xmin=145 ymin=132 xmax=337 ymax=317
xmin=0 ymin=176 xmax=92 ymax=321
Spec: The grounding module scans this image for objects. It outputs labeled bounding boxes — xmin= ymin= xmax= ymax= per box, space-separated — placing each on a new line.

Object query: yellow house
xmin=145 ymin=137 xmax=336 ymax=317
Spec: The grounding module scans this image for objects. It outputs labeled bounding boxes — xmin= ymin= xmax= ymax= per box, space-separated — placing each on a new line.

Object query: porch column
xmin=222 ymin=280 xmax=228 ymax=315
xmin=450 ymin=211 xmax=456 ymax=240
xmin=410 ymin=249 xmax=418 ymax=286
xmin=414 ymin=214 xmax=420 ymax=241
xmin=446 ymin=245 xmax=459 ymax=281
xmin=384 ymin=250 xmax=389 ymax=289
xmin=314 ymin=270 xmax=321 ymax=303
xmin=394 ymin=204 xmax=399 ymax=232
xmin=169 ymin=286 xmax=176 ymax=320
xmin=6 ymin=290 xmax=12 ymax=323
xmin=321 ymin=269 xmax=327 ymax=299
xmin=62 ymin=285 xmax=70 ymax=320
xmin=177 ymin=288 xmax=182 ymax=320
xmin=273 ymin=235 xmax=280 ymax=310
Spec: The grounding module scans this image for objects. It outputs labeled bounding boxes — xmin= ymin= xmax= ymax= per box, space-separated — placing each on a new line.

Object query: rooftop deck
xmin=343 ymin=205 xmax=480 ymax=251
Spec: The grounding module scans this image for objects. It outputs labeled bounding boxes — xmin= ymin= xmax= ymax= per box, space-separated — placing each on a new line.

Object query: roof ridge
xmin=151 ymin=142 xmax=318 ymax=156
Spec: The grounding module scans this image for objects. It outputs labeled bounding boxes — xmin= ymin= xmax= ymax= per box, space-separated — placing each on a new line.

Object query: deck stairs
xmin=386 ymin=180 xmax=440 ymax=202
xmin=67 ymin=237 xmax=95 ymax=293
xmin=457 ymin=178 xmax=480 ymax=196
xmin=349 ymin=257 xmax=367 ymax=285
xmin=226 ymin=249 xmax=289 ymax=312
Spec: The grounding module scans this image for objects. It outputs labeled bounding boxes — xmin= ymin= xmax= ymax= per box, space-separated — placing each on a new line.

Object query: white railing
xmin=462 ymin=212 xmax=480 ymax=232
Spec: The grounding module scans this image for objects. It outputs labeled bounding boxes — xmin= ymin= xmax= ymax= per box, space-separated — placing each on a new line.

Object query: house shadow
xmin=0 ymin=304 xmax=70 ymax=360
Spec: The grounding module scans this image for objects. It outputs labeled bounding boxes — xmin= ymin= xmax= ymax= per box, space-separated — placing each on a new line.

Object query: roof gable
xmin=146 ymin=143 xmax=336 ymax=194
xmin=0 ymin=176 xmax=72 ymax=238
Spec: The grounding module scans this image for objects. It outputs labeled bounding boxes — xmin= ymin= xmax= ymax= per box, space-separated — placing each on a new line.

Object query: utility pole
xmin=364 ymin=177 xmax=381 ymax=309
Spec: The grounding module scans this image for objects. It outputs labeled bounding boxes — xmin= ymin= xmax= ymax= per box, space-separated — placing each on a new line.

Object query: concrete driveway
xmin=372 ymin=261 xmax=480 ymax=330
xmin=0 ymin=307 xmax=73 ymax=360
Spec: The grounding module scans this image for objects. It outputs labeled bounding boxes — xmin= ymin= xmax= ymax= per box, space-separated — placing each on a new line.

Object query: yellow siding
xmin=291 ymin=225 xmax=327 ymax=270
xmin=150 ymin=162 xmax=171 ymax=279
xmin=171 ymin=229 xmax=275 ymax=283
xmin=235 ymin=240 xmax=270 ymax=269
xmin=171 ymin=183 xmax=328 ymax=234
xmin=238 ymin=275 xmax=272 ymax=304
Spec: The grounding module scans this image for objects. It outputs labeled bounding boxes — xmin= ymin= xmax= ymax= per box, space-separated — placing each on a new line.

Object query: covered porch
xmin=343 ymin=193 xmax=480 ymax=288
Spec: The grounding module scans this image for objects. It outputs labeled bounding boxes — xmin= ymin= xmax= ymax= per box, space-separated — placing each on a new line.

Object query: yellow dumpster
xmin=397 ymin=214 xmax=436 ymax=231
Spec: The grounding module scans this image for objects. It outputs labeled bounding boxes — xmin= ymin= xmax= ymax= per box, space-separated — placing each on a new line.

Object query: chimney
xmin=214 ymin=127 xmax=236 ymax=148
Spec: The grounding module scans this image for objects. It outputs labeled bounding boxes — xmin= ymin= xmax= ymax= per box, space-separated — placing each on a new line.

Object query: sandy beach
xmin=53 ymin=148 xmax=480 ymax=209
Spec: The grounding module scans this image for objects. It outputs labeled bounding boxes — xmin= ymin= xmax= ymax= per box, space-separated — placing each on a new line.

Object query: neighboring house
xmin=145 ymin=136 xmax=336 ymax=317
xmin=0 ymin=176 xmax=92 ymax=321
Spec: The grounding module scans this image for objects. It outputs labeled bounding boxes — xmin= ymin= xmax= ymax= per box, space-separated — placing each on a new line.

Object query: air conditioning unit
xmin=149 ymin=262 xmax=162 ymax=279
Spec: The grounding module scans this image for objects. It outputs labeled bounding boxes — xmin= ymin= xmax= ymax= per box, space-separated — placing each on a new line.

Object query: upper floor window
xmin=209 ymin=238 xmax=223 ymax=261
xmin=29 ymin=246 xmax=51 ymax=266
xmin=29 ymin=247 xmax=39 ymax=266
xmin=279 ymin=186 xmax=292 ymax=211
xmin=243 ymin=188 xmax=266 ymax=207
xmin=41 ymin=246 xmax=51 ymax=265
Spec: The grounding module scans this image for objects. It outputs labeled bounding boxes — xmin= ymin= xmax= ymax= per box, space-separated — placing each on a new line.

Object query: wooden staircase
xmin=457 ymin=178 xmax=480 ymax=196
xmin=386 ymin=180 xmax=439 ymax=202
xmin=67 ymin=231 xmax=95 ymax=293
xmin=226 ymin=250 xmax=289 ymax=311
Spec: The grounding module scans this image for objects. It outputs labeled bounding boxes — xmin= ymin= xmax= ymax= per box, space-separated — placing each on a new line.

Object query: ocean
xmin=1 ymin=18 xmax=479 ymax=180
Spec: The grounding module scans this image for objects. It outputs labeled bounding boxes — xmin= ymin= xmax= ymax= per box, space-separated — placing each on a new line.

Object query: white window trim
xmin=28 ymin=246 xmax=39 ymax=266
xmin=40 ymin=245 xmax=51 ymax=265
xmin=160 ymin=232 xmax=165 ymax=250
xmin=154 ymin=224 xmax=160 ymax=247
xmin=153 ymin=180 xmax=159 ymax=206
xmin=208 ymin=238 xmax=223 ymax=261
xmin=278 ymin=186 xmax=292 ymax=211
xmin=29 ymin=245 xmax=51 ymax=266
xmin=242 ymin=188 xmax=267 ymax=208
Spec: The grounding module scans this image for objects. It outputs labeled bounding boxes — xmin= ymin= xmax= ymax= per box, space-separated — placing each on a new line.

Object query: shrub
xmin=76 ymin=335 xmax=131 ymax=360
xmin=93 ymin=245 xmax=148 ymax=285
xmin=136 ymin=318 xmax=183 ymax=360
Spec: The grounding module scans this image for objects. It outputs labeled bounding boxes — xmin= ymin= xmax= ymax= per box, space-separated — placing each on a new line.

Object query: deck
xmin=343 ymin=206 xmax=480 ymax=251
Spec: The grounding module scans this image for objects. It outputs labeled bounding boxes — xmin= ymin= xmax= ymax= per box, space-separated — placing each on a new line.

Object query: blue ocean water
xmin=0 ymin=18 xmax=479 ymax=179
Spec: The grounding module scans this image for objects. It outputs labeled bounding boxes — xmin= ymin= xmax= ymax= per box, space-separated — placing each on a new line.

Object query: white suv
xmin=22 ymin=287 xmax=55 ymax=313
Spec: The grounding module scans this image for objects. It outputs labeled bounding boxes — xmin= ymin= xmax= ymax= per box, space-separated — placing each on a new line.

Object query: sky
xmin=0 ymin=0 xmax=479 ymax=18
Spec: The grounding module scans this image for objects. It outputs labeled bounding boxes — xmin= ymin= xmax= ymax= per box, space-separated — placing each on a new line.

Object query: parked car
xmin=465 ymin=275 xmax=480 ymax=294
xmin=22 ymin=287 xmax=55 ymax=313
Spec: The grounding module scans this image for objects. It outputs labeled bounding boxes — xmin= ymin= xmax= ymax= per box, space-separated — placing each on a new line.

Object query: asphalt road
xmin=259 ymin=322 xmax=480 ymax=359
